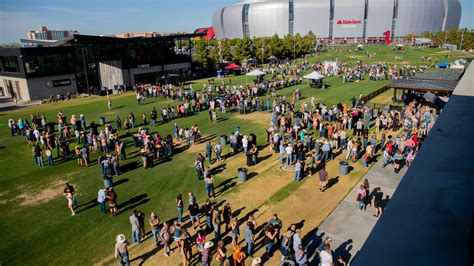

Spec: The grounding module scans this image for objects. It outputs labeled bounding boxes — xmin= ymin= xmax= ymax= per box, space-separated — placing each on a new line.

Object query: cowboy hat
xmin=116 ymin=234 xmax=126 ymax=243
xmin=252 ymin=257 xmax=262 ymax=265
xmin=204 ymin=241 xmax=214 ymax=249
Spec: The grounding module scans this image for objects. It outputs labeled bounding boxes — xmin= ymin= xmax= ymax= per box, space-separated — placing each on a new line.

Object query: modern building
xmin=114 ymin=32 xmax=160 ymax=38
xmin=212 ymin=0 xmax=462 ymax=41
xmin=26 ymin=26 xmax=79 ymax=41
xmin=0 ymin=33 xmax=200 ymax=101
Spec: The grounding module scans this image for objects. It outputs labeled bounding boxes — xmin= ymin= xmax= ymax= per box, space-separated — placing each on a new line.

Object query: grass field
xmin=0 ymin=45 xmax=469 ymax=265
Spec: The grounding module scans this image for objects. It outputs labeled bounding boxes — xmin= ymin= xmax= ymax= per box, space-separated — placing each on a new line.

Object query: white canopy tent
xmin=303 ymin=71 xmax=325 ymax=80
xmin=246 ymin=69 xmax=266 ymax=76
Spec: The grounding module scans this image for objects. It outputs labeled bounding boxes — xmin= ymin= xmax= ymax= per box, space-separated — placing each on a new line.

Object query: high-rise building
xmin=26 ymin=26 xmax=79 ymax=41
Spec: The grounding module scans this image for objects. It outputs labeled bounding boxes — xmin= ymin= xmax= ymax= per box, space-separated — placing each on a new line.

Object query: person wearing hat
xmin=251 ymin=257 xmax=261 ymax=266
xmin=201 ymin=241 xmax=213 ymax=266
xmin=149 ymin=212 xmax=161 ymax=245
xmin=114 ymin=234 xmax=130 ymax=266
xmin=281 ymin=230 xmax=294 ymax=260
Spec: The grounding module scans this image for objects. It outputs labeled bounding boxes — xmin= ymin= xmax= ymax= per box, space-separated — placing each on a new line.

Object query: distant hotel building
xmin=27 ymin=26 xmax=79 ymax=41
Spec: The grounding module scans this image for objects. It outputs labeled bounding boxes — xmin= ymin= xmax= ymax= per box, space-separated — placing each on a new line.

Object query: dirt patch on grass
xmin=16 ymin=179 xmax=66 ymax=206
xmin=233 ymin=112 xmax=271 ymax=127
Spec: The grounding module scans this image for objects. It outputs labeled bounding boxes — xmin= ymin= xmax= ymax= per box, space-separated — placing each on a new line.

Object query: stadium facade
xmin=212 ymin=0 xmax=462 ymax=40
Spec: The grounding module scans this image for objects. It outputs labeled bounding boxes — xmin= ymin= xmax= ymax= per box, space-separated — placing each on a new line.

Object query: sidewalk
xmin=0 ymin=96 xmax=40 ymax=112
xmin=306 ymin=158 xmax=405 ymax=264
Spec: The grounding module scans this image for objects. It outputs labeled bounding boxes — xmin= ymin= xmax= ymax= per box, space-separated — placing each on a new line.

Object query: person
xmin=215 ymin=240 xmax=227 ymax=266
xmin=294 ymin=160 xmax=302 ymax=181
xmin=107 ymin=187 xmax=117 ymax=216
xmin=233 ymin=245 xmax=246 ymax=266
xmin=201 ymin=241 xmax=213 ymax=266
xmin=176 ymin=194 xmax=184 ymax=223
xmin=214 ymin=142 xmax=222 ymax=162
xmin=137 ymin=211 xmax=146 ymax=241
xmin=115 ymin=234 xmax=130 ymax=266
xmin=292 ymin=228 xmax=302 ymax=258
xmin=205 ymin=173 xmax=215 ymax=198
xmin=281 ymin=230 xmax=294 ymax=260
xmin=393 ymin=150 xmax=404 ymax=173
xmin=129 ymin=210 xmax=140 ymax=244
xmin=65 ymin=191 xmax=75 ymax=216
xmin=230 ymin=217 xmax=240 ymax=248
xmin=196 ymin=229 xmax=206 ymax=252
xmin=263 ymin=224 xmax=278 ymax=257
xmin=320 ymin=244 xmax=333 ymax=266
xmin=160 ymin=222 xmax=172 ymax=257
xmin=205 ymin=142 xmax=213 ymax=164
xmin=180 ymin=227 xmax=192 ymax=266
xmin=149 ymin=212 xmax=161 ymax=245
xmin=64 ymin=183 xmax=78 ymax=209
xmin=244 ymin=222 xmax=255 ymax=256
xmin=97 ymin=188 xmax=107 ymax=214
xmin=45 ymin=147 xmax=53 ymax=166
xmin=317 ymin=237 xmax=332 ymax=253
xmin=188 ymin=201 xmax=201 ymax=229
xmin=171 ymin=221 xmax=182 ymax=253
xmin=268 ymin=213 xmax=282 ymax=242
xmin=356 ymin=184 xmax=367 ymax=211
xmin=295 ymin=244 xmax=308 ymax=266
xmin=318 ymin=166 xmax=329 ymax=191
xmin=335 ymin=255 xmax=347 ymax=266
xmin=223 ymin=202 xmax=232 ymax=231
xmin=373 ymin=187 xmax=383 ymax=218
xmin=212 ymin=207 xmax=222 ymax=241
xmin=363 ymin=179 xmax=371 ymax=208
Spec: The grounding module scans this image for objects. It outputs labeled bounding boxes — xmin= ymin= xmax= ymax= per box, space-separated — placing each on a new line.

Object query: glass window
xmin=0 ymin=56 xmax=20 ymax=73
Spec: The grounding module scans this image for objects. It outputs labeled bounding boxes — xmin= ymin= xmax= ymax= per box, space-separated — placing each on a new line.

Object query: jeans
xmin=359 ymin=201 xmax=366 ymax=211
xmin=206 ymin=153 xmax=212 ymax=164
xmin=113 ymin=164 xmax=120 ymax=176
xmin=151 ymin=228 xmax=160 ymax=244
xmin=321 ymin=151 xmax=329 ymax=163
xmin=36 ymin=156 xmax=44 ymax=167
xmin=197 ymin=169 xmax=203 ymax=180
xmin=265 ymin=242 xmax=273 ymax=254
xmin=177 ymin=207 xmax=183 ymax=223
xmin=243 ymin=146 xmax=248 ymax=154
xmin=279 ymin=152 xmax=284 ymax=164
xmin=216 ymin=152 xmax=221 ymax=161
xmin=99 ymin=201 xmax=106 ymax=214
xmin=118 ymin=252 xmax=130 ymax=266
xmin=214 ymin=224 xmax=221 ymax=240
xmin=294 ymin=170 xmax=301 ymax=181
xmin=132 ymin=228 xmax=140 ymax=244
xmin=247 ymin=242 xmax=253 ymax=256
xmin=286 ymin=154 xmax=292 ymax=165
xmin=206 ymin=184 xmax=215 ymax=198
xmin=206 ymin=216 xmax=212 ymax=230
xmin=345 ymin=149 xmax=351 ymax=160
xmin=47 ymin=155 xmax=53 ymax=166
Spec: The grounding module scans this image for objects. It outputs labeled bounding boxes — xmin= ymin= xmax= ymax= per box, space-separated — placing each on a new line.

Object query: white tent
xmin=246 ymin=69 xmax=266 ymax=76
xmin=357 ymin=44 xmax=364 ymax=48
xmin=303 ymin=71 xmax=325 ymax=80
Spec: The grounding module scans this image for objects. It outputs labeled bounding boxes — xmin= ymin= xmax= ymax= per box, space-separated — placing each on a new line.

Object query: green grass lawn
xmin=0 ymin=45 xmax=468 ymax=265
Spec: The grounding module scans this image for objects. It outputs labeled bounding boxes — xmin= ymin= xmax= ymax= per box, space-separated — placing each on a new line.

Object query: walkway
xmin=307 ymin=158 xmax=405 ymax=264
xmin=0 ymin=96 xmax=40 ymax=112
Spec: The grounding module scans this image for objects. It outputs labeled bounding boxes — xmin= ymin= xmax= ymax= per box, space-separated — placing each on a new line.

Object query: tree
xmin=253 ymin=37 xmax=271 ymax=64
xmin=220 ymin=39 xmax=232 ymax=61
xmin=193 ymin=39 xmax=210 ymax=68
xmin=268 ymin=34 xmax=283 ymax=58
xmin=209 ymin=46 xmax=220 ymax=70
xmin=0 ymin=42 xmax=22 ymax=48
xmin=233 ymin=36 xmax=253 ymax=62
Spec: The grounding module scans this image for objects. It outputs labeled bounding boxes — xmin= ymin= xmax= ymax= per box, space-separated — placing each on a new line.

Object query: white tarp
xmin=246 ymin=69 xmax=266 ymax=76
xmin=303 ymin=71 xmax=325 ymax=80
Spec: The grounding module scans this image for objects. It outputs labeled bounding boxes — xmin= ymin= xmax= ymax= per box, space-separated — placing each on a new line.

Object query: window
xmin=289 ymin=0 xmax=294 ymax=36
xmin=242 ymin=4 xmax=250 ymax=37
xmin=0 ymin=56 xmax=20 ymax=73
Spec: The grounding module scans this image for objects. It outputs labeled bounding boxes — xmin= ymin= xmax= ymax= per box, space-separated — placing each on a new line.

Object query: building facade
xmin=213 ymin=0 xmax=462 ymax=40
xmin=1 ymin=34 xmax=198 ymax=101
xmin=27 ymin=26 xmax=79 ymax=41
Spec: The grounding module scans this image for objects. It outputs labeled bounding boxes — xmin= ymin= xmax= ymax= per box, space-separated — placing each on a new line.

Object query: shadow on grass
xmin=117 ymin=194 xmax=149 ymax=215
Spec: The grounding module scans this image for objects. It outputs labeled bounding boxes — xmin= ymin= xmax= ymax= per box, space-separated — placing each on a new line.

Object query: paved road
xmin=304 ymin=159 xmax=405 ymax=265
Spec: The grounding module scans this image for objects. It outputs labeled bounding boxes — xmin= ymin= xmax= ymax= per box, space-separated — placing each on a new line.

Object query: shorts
xmin=374 ymin=201 xmax=382 ymax=208
xmin=232 ymin=232 xmax=239 ymax=238
xmin=394 ymin=159 xmax=403 ymax=164
xmin=174 ymin=237 xmax=181 ymax=242
xmin=191 ymin=215 xmax=199 ymax=222
xmin=320 ymin=180 xmax=328 ymax=186
xmin=163 ymin=240 xmax=170 ymax=247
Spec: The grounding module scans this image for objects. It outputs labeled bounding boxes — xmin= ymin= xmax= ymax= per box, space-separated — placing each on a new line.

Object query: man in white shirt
xmin=320 ymin=244 xmax=333 ymax=266
xmin=97 ymin=188 xmax=107 ymax=214
xmin=285 ymin=144 xmax=293 ymax=166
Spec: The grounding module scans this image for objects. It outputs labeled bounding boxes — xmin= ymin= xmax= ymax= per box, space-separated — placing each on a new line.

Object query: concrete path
xmin=305 ymin=158 xmax=405 ymax=265
xmin=0 ymin=96 xmax=40 ymax=112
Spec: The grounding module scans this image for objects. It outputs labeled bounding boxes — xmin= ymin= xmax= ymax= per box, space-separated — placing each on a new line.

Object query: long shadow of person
xmin=334 ymin=239 xmax=353 ymax=263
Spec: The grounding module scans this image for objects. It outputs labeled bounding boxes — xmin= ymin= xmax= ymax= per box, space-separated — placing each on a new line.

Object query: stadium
xmin=212 ymin=0 xmax=462 ymax=41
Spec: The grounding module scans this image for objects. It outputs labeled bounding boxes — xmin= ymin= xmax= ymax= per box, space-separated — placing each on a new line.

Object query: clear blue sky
xmin=0 ymin=0 xmax=472 ymax=43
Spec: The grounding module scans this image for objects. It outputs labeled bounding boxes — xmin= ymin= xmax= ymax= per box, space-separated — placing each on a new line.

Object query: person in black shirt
xmin=373 ymin=187 xmax=383 ymax=218
xmin=188 ymin=202 xmax=201 ymax=229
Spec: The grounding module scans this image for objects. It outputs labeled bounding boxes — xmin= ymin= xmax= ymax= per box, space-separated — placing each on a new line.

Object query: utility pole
xmin=218 ymin=40 xmax=222 ymax=63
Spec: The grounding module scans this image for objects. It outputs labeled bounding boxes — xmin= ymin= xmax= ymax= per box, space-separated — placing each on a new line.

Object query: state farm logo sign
xmin=336 ymin=19 xmax=362 ymax=28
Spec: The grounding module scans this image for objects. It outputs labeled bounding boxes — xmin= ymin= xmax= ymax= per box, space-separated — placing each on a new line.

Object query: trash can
xmin=220 ymin=135 xmax=227 ymax=146
xmin=238 ymin=168 xmax=248 ymax=182
xmin=99 ymin=117 xmax=105 ymax=125
xmin=339 ymin=161 xmax=349 ymax=175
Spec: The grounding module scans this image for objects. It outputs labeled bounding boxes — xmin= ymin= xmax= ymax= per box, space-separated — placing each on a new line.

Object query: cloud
xmin=39 ymin=6 xmax=77 ymax=13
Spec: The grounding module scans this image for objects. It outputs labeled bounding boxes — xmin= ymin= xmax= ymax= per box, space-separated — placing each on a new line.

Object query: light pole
xmin=459 ymin=29 xmax=464 ymax=51
xmin=218 ymin=40 xmax=222 ymax=63
xmin=81 ymin=47 xmax=89 ymax=90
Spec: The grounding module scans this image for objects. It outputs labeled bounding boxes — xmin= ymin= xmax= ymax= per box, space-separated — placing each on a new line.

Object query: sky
xmin=0 ymin=0 xmax=473 ymax=44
